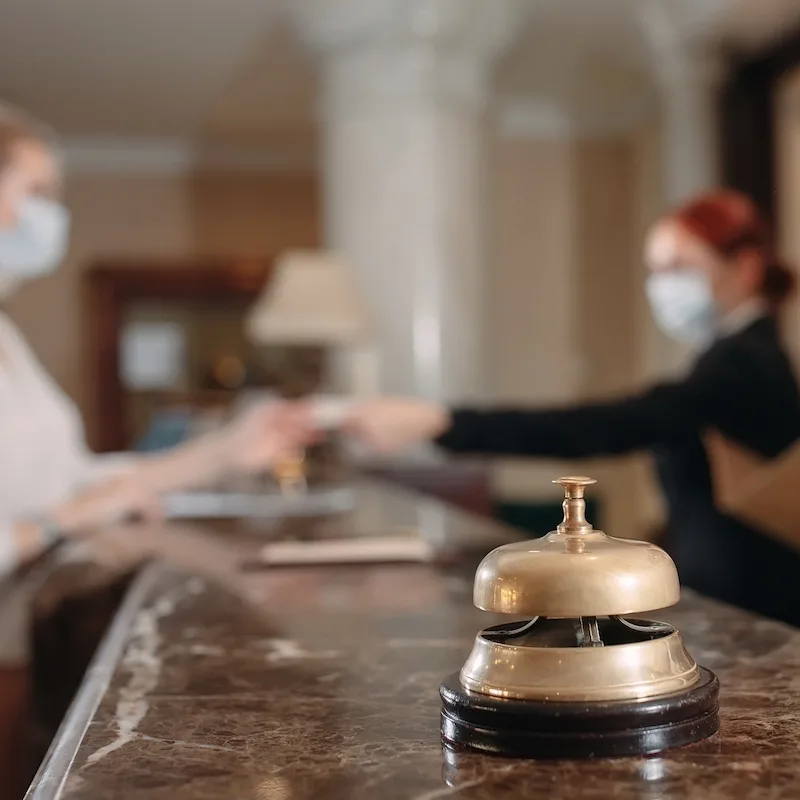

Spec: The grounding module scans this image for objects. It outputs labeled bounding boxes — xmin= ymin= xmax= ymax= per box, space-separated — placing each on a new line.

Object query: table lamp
xmin=246 ymin=250 xmax=376 ymax=491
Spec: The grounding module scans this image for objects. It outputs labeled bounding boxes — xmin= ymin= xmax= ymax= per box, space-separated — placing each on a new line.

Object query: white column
xmin=637 ymin=1 xmax=726 ymax=378
xmin=658 ymin=49 xmax=724 ymax=206
xmin=293 ymin=0 xmax=522 ymax=403
xmin=653 ymin=48 xmax=725 ymax=377
xmin=637 ymin=0 xmax=725 ymax=204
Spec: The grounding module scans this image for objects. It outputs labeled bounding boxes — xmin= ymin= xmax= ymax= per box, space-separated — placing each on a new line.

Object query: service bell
xmin=440 ymin=477 xmax=720 ymax=759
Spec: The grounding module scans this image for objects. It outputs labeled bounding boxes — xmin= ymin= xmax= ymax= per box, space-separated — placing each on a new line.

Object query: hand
xmin=33 ymin=524 xmax=248 ymax=617
xmin=67 ymin=523 xmax=243 ymax=582
xmin=70 ymin=525 xmax=156 ymax=573
xmin=51 ymin=475 xmax=163 ymax=535
xmin=223 ymin=401 xmax=320 ymax=474
xmin=344 ymin=397 xmax=450 ymax=454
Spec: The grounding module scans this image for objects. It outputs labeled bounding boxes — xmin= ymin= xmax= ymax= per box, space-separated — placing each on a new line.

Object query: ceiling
xmin=0 ymin=0 xmax=315 ymax=148
xmin=0 ymin=0 xmax=798 ymax=155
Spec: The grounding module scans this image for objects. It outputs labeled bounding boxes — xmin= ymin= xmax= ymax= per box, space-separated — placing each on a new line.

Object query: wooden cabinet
xmin=84 ymin=260 xmax=273 ymax=452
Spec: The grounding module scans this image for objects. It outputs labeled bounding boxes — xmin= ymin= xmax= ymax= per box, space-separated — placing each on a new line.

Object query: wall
xmin=488 ymin=138 xmax=578 ymax=406
xmin=776 ymin=66 xmax=800 ymax=364
xmin=487 ymin=125 xmax=664 ymax=538
xmin=630 ymin=114 xmax=670 ymax=530
xmin=4 ymin=170 xmax=321 ymax=427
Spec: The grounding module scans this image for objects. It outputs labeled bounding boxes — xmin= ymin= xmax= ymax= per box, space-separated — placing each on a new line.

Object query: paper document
xmin=256 ymin=534 xmax=433 ymax=565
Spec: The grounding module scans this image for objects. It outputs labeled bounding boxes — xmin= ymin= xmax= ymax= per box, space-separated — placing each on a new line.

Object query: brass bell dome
xmin=473 ymin=477 xmax=680 ymax=618
xmin=442 ymin=475 xmax=720 ymax=756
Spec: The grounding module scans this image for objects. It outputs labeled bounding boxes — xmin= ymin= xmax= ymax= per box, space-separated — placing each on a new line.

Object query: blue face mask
xmin=645 ymin=270 xmax=716 ymax=347
xmin=0 ymin=196 xmax=70 ymax=279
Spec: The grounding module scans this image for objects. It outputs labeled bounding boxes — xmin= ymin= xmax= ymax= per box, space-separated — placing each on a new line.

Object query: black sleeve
xmin=435 ymin=343 xmax=740 ymax=459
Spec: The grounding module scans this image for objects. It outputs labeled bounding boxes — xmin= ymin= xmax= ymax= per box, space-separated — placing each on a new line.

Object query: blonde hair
xmin=0 ymin=101 xmax=60 ymax=171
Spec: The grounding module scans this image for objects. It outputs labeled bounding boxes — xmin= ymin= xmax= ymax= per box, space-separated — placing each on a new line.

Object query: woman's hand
xmin=51 ymin=475 xmax=162 ymax=535
xmin=222 ymin=401 xmax=320 ymax=474
xmin=71 ymin=524 xmax=156 ymax=572
xmin=344 ymin=397 xmax=450 ymax=454
xmin=64 ymin=523 xmax=243 ymax=582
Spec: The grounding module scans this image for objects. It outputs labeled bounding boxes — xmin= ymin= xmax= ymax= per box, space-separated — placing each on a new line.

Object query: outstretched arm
xmin=347 ymin=345 xmax=739 ymax=459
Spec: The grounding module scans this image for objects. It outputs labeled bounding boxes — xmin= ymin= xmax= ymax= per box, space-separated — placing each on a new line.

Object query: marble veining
xmin=83 ymin=585 xmax=189 ymax=768
xmin=263 ymin=639 xmax=342 ymax=664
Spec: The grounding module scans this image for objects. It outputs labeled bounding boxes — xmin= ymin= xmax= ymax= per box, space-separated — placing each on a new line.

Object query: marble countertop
xmin=25 ymin=483 xmax=800 ymax=800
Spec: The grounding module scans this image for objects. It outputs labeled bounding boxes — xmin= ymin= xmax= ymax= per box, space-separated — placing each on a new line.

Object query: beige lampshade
xmin=246 ymin=250 xmax=371 ymax=345
xmin=246 ymin=251 xmax=372 ymax=345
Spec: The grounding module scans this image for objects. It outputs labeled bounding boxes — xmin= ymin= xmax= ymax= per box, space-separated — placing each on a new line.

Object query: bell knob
xmin=472 ymin=476 xmax=680 ymax=618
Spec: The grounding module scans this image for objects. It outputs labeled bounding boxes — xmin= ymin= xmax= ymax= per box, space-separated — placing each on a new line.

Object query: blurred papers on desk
xmin=254 ymin=534 xmax=433 ymax=566
xmin=163 ymin=486 xmax=356 ymax=520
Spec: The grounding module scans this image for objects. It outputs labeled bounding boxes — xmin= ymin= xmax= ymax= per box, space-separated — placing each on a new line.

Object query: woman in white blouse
xmin=0 ymin=103 xmax=307 ymax=578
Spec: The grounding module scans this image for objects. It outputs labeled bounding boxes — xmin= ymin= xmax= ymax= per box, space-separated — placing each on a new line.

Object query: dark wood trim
xmin=720 ymin=62 xmax=775 ymax=220
xmin=721 ymin=29 xmax=800 ymax=225
xmin=84 ymin=259 xmax=272 ymax=452
xmin=0 ymin=667 xmax=32 ymax=799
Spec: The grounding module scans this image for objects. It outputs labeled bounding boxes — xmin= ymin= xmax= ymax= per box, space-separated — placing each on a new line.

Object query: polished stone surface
xmin=28 ymin=484 xmax=800 ymax=799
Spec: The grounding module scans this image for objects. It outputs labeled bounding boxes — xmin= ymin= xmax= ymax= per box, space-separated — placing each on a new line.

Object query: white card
xmin=310 ymin=395 xmax=356 ymax=430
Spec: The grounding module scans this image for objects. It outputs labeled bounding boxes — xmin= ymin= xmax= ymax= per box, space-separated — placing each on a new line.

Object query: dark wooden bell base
xmin=440 ymin=667 xmax=719 ymax=759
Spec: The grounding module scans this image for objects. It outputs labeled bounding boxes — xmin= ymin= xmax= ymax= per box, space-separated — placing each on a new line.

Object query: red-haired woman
xmin=345 ymin=190 xmax=800 ymax=626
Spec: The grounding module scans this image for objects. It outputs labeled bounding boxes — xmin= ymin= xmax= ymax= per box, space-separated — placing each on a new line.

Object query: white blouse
xmin=0 ymin=313 xmax=133 ymax=576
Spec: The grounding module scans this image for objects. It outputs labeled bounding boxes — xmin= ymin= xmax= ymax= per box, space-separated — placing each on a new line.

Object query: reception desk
xmin=25 ymin=482 xmax=800 ymax=799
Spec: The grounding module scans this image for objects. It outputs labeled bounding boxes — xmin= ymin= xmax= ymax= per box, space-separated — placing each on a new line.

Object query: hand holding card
xmin=309 ymin=395 xmax=356 ymax=430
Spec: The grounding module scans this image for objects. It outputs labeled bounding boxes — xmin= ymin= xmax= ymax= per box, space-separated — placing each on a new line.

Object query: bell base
xmin=440 ymin=666 xmax=719 ymax=759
